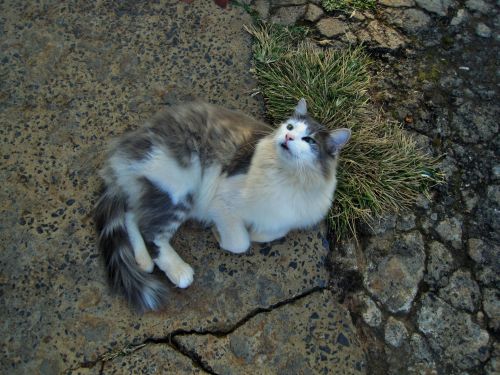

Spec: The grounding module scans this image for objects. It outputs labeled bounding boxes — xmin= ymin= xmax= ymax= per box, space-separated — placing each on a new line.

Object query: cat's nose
xmin=285 ymin=133 xmax=294 ymax=142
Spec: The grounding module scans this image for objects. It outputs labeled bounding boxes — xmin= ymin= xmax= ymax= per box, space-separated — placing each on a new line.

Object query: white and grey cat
xmin=94 ymin=99 xmax=350 ymax=311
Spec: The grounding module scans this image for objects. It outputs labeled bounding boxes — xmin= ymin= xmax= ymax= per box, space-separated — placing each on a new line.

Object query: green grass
xmin=322 ymin=0 xmax=376 ymax=12
xmin=247 ymin=24 xmax=442 ymax=240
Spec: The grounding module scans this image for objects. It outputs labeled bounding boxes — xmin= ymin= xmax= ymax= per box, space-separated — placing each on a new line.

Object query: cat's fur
xmin=94 ymin=99 xmax=350 ymax=311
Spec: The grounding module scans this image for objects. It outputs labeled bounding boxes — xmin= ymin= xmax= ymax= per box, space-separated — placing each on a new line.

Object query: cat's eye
xmin=286 ymin=124 xmax=294 ymax=130
xmin=302 ymin=136 xmax=315 ymax=144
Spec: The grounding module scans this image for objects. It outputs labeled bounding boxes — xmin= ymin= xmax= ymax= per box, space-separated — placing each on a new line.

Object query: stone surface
xmin=0 ymin=2 xmax=332 ymax=373
xmin=465 ymin=0 xmax=491 ymax=13
xmin=396 ymin=213 xmax=417 ymax=231
xmin=317 ymin=18 xmax=349 ymax=38
xmin=408 ymin=334 xmax=436 ymax=372
xmin=468 ymin=238 xmax=500 ymax=287
xmin=268 ymin=0 xmax=309 ymax=4
xmin=415 ymin=0 xmax=452 ymax=16
xmin=435 ymin=217 xmax=463 ymax=249
xmin=418 ymin=294 xmax=490 ymax=370
xmin=425 ymin=241 xmax=456 ymax=288
xmin=438 ymin=269 xmax=481 ymax=312
xmin=361 ymin=294 xmax=383 ymax=328
xmin=384 ymin=8 xmax=431 ymax=33
xmin=482 ymin=288 xmax=500 ymax=331
xmin=476 ymin=23 xmax=492 ymax=38
xmin=485 ymin=355 xmax=500 ymax=375
xmin=103 ymin=344 xmax=202 ymax=374
xmin=484 ymin=342 xmax=500 ymax=375
xmin=177 ymin=290 xmax=367 ymax=374
xmin=365 ymin=214 xmax=397 ymax=235
xmin=364 ymin=231 xmax=426 ymax=313
xmin=357 ymin=20 xmax=406 ymax=50
xmin=450 ymin=9 xmax=468 ymax=26
xmin=271 ymin=5 xmax=306 ymax=25
xmin=254 ymin=0 xmax=270 ymax=20
xmin=384 ymin=317 xmax=408 ymax=347
xmin=305 ymin=3 xmax=324 ymax=22
xmin=379 ymin=0 xmax=416 ymax=7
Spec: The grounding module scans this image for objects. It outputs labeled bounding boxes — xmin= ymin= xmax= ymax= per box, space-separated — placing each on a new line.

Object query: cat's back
xmin=147 ymin=102 xmax=271 ymax=167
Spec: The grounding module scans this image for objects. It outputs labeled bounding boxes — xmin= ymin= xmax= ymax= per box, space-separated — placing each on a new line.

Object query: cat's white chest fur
xmin=241 ymin=174 xmax=336 ymax=234
xmin=211 ymin=143 xmax=337 ymax=240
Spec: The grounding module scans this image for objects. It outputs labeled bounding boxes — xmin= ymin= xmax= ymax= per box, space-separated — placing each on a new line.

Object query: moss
xmin=322 ymin=0 xmax=376 ymax=12
xmin=417 ymin=64 xmax=441 ymax=82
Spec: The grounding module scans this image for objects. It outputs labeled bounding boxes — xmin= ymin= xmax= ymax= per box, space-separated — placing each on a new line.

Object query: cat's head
xmin=274 ymin=98 xmax=351 ymax=175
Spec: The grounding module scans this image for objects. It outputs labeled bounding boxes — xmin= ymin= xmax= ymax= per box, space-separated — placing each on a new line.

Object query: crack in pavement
xmin=66 ymin=285 xmax=328 ymax=374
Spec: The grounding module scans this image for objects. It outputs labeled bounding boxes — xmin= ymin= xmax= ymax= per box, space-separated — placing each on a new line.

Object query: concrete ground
xmin=0 ymin=1 xmax=364 ymax=374
xmin=1 ymin=1 xmax=499 ymax=374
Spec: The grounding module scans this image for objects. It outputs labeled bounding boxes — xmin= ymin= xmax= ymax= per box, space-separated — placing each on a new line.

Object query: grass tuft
xmin=322 ymin=0 xmax=376 ymax=12
xmin=246 ymin=23 xmax=443 ymax=240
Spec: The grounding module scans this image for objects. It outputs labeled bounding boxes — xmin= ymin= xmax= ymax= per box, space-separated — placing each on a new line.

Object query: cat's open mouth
xmin=280 ymin=142 xmax=290 ymax=151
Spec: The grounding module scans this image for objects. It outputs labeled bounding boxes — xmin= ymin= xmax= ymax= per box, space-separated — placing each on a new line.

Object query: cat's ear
xmin=294 ymin=98 xmax=307 ymax=116
xmin=327 ymin=128 xmax=351 ymax=155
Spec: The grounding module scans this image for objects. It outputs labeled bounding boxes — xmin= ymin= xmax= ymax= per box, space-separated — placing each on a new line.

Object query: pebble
xmin=364 ymin=231 xmax=425 ymax=313
xmin=465 ymin=0 xmax=491 ymax=13
xmin=379 ymin=0 xmax=416 ymax=7
xmin=410 ymin=334 xmax=435 ymax=367
xmin=476 ymin=23 xmax=492 ymax=38
xmin=425 ymin=241 xmax=456 ymax=288
xmin=438 ymin=269 xmax=481 ymax=312
xmin=271 ymin=5 xmax=306 ymax=26
xmin=361 ymin=295 xmax=383 ymax=327
xmin=396 ymin=213 xmax=416 ymax=231
xmin=317 ymin=18 xmax=348 ymax=38
xmin=435 ymin=217 xmax=463 ymax=249
xmin=415 ymin=0 xmax=452 ymax=16
xmin=385 ymin=317 xmax=408 ymax=347
xmin=359 ymin=20 xmax=406 ymax=50
xmin=418 ymin=293 xmax=490 ymax=370
xmin=482 ymin=288 xmax=500 ymax=330
xmin=450 ymin=9 xmax=468 ymax=26
xmin=384 ymin=8 xmax=431 ymax=33
xmin=253 ymin=0 xmax=270 ymax=20
xmin=304 ymin=4 xmax=323 ymax=22
xmin=493 ymin=165 xmax=500 ymax=180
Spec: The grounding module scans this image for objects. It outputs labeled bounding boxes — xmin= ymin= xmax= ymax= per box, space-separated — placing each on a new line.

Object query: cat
xmin=94 ymin=98 xmax=350 ymax=312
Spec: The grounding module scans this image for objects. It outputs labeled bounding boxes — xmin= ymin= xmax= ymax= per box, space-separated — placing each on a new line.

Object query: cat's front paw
xmin=220 ymin=238 xmax=250 ymax=254
xmin=212 ymin=224 xmax=250 ymax=254
xmin=165 ymin=262 xmax=194 ymax=289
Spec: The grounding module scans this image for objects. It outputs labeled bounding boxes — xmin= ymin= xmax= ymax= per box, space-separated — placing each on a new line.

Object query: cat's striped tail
xmin=94 ymin=187 xmax=167 ymax=312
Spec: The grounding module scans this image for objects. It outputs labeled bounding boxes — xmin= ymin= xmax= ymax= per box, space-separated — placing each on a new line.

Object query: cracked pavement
xmin=2 ymin=0 xmax=498 ymax=374
xmin=0 ymin=1 xmax=365 ymax=374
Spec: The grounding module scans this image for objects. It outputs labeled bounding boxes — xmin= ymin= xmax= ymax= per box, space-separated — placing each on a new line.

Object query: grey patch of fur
xmin=94 ymin=188 xmax=167 ymax=312
xmin=145 ymin=102 xmax=272 ymax=168
xmin=135 ymin=177 xmax=191 ymax=246
xmin=290 ymin=113 xmax=342 ymax=178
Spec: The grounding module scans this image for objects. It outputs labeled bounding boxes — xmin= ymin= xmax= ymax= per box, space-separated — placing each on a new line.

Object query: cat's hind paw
xmin=136 ymin=253 xmax=155 ymax=273
xmin=166 ymin=261 xmax=194 ymax=289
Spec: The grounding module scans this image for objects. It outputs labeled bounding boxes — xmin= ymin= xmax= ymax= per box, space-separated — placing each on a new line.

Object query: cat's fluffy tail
xmin=94 ymin=187 xmax=166 ymax=312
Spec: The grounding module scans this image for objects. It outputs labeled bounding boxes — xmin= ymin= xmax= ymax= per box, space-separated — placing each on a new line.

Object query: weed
xmin=323 ymin=0 xmax=376 ymax=12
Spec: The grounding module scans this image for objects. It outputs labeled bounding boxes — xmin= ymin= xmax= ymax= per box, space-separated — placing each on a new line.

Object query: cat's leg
xmin=212 ymin=216 xmax=250 ymax=254
xmin=250 ymin=228 xmax=288 ymax=243
xmin=152 ymin=237 xmax=194 ymax=288
xmin=135 ymin=177 xmax=194 ymax=287
xmin=125 ymin=211 xmax=154 ymax=273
